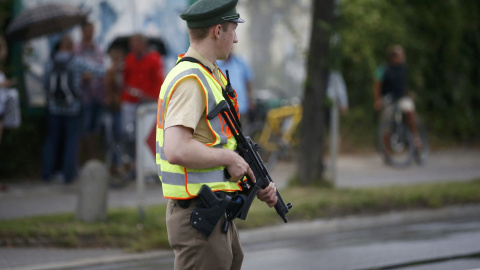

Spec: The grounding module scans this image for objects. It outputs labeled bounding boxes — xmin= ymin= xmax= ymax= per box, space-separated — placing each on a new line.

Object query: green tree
xmin=338 ymin=0 xmax=480 ymax=146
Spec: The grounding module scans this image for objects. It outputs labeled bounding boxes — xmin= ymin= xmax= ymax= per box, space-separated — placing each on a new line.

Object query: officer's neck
xmin=190 ymin=41 xmax=218 ymax=67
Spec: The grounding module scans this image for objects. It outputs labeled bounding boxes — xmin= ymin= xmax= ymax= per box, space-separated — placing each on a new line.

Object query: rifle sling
xmin=176 ymin=57 xmax=242 ymax=129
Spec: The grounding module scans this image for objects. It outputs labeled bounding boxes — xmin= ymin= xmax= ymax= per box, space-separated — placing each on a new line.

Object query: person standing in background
xmin=42 ymin=35 xmax=105 ymax=184
xmin=217 ymin=52 xmax=254 ymax=127
xmin=0 ymin=36 xmax=19 ymax=192
xmin=121 ymin=34 xmax=164 ymax=158
xmin=75 ymin=22 xmax=106 ymax=160
xmin=0 ymin=36 xmax=15 ymax=146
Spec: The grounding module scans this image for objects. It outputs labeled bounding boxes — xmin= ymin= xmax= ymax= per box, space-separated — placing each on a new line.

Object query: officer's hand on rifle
xmin=224 ymin=150 xmax=256 ymax=182
xmin=257 ymin=182 xmax=278 ymax=208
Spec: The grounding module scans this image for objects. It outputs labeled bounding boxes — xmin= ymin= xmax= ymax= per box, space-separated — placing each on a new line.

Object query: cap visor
xmin=230 ymin=18 xmax=245 ymax=23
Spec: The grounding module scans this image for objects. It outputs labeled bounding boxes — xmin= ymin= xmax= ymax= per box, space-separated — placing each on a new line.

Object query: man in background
xmin=121 ymin=34 xmax=164 ymax=157
xmin=217 ymin=51 xmax=254 ymax=127
xmin=373 ymin=45 xmax=421 ymax=148
xmin=75 ymin=22 xmax=106 ymax=160
xmin=42 ymin=35 xmax=105 ymax=184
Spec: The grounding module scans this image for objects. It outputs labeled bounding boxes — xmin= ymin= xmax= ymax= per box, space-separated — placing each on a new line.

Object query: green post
xmin=11 ymin=0 xmax=45 ymax=116
xmin=10 ymin=0 xmax=25 ymax=111
xmin=11 ymin=0 xmax=22 ymax=86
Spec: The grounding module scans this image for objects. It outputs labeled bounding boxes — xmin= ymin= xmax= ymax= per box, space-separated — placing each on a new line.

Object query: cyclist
xmin=373 ymin=45 xmax=422 ymax=148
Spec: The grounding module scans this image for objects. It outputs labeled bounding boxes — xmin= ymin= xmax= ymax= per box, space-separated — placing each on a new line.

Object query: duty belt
xmin=189 ymin=185 xmax=246 ymax=236
xmin=177 ymin=190 xmax=237 ymax=209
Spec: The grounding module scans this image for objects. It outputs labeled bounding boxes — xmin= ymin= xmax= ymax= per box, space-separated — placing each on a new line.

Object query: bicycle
xmin=377 ymin=99 xmax=429 ymax=168
xmin=245 ymin=95 xmax=302 ymax=169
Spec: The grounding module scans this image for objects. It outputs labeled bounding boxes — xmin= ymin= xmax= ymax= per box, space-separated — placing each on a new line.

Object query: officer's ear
xmin=212 ymin=24 xmax=222 ymax=39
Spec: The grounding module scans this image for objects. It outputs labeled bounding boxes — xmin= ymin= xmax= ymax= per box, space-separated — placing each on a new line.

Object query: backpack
xmin=47 ymin=56 xmax=77 ymax=107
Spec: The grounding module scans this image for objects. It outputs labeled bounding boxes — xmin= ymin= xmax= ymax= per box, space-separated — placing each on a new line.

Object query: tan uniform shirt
xmin=164 ymin=48 xmax=225 ymax=144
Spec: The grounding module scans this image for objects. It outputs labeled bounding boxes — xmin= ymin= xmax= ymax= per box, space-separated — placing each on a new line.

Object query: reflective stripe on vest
xmin=156 ymin=59 xmax=241 ymax=199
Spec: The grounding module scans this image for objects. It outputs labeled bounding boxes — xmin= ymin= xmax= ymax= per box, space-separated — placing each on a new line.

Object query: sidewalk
xmin=2 ymin=148 xmax=479 ymax=220
xmin=1 ymin=148 xmax=479 ymax=269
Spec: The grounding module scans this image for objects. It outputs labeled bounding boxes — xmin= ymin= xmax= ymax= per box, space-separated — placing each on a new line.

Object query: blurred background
xmin=0 ymin=0 xmax=478 ymax=180
xmin=0 ymin=0 xmax=479 ymax=180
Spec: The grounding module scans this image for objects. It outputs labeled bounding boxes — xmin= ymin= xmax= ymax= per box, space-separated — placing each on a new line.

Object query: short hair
xmin=188 ymin=22 xmax=231 ymax=42
xmin=387 ymin=45 xmax=404 ymax=61
xmin=130 ymin=33 xmax=148 ymax=44
xmin=81 ymin=21 xmax=94 ymax=29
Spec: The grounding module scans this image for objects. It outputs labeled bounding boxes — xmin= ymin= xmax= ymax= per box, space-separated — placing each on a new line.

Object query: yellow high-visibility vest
xmin=156 ymin=56 xmax=241 ymax=199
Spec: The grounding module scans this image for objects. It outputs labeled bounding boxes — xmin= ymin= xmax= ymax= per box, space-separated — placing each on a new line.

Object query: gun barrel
xmin=274 ymin=191 xmax=292 ymax=223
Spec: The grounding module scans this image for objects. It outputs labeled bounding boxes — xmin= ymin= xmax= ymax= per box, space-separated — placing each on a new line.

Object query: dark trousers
xmin=104 ymin=111 xmax=122 ymax=166
xmin=41 ymin=113 xmax=81 ymax=183
xmin=81 ymin=100 xmax=104 ymax=135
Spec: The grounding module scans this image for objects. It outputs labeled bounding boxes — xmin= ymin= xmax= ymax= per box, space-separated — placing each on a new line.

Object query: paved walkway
xmin=0 ymin=148 xmax=479 ymax=269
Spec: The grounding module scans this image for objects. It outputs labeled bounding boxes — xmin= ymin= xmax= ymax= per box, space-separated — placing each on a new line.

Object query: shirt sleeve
xmin=243 ymin=59 xmax=254 ymax=82
xmin=374 ymin=65 xmax=385 ymax=82
xmin=164 ymin=77 xmax=205 ymax=132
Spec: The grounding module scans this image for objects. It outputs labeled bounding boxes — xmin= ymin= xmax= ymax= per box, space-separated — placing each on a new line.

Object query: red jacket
xmin=122 ymin=51 xmax=164 ymax=103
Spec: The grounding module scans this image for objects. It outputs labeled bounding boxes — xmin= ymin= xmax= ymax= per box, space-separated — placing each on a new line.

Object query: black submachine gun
xmin=193 ymin=70 xmax=292 ymax=235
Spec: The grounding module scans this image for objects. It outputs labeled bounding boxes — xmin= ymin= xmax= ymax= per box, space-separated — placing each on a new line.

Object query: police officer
xmin=156 ymin=0 xmax=278 ymax=269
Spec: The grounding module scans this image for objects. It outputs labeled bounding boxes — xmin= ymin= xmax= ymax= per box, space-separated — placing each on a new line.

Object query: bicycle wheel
xmin=414 ymin=116 xmax=429 ymax=165
xmin=377 ymin=120 xmax=415 ymax=168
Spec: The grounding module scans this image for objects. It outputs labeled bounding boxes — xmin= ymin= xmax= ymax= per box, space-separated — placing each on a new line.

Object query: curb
xmin=4 ymin=250 xmax=173 ymax=270
xmin=5 ymin=204 xmax=480 ymax=270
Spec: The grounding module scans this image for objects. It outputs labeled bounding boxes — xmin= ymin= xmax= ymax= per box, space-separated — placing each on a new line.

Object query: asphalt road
xmin=64 ymin=213 xmax=480 ymax=270
xmin=240 ymin=216 xmax=480 ymax=270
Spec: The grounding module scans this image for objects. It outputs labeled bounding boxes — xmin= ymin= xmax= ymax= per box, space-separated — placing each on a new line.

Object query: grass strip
xmin=1 ymin=179 xmax=479 ymax=251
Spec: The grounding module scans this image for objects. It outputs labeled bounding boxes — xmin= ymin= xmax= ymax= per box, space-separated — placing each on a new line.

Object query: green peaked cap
xmin=180 ymin=0 xmax=244 ymax=28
